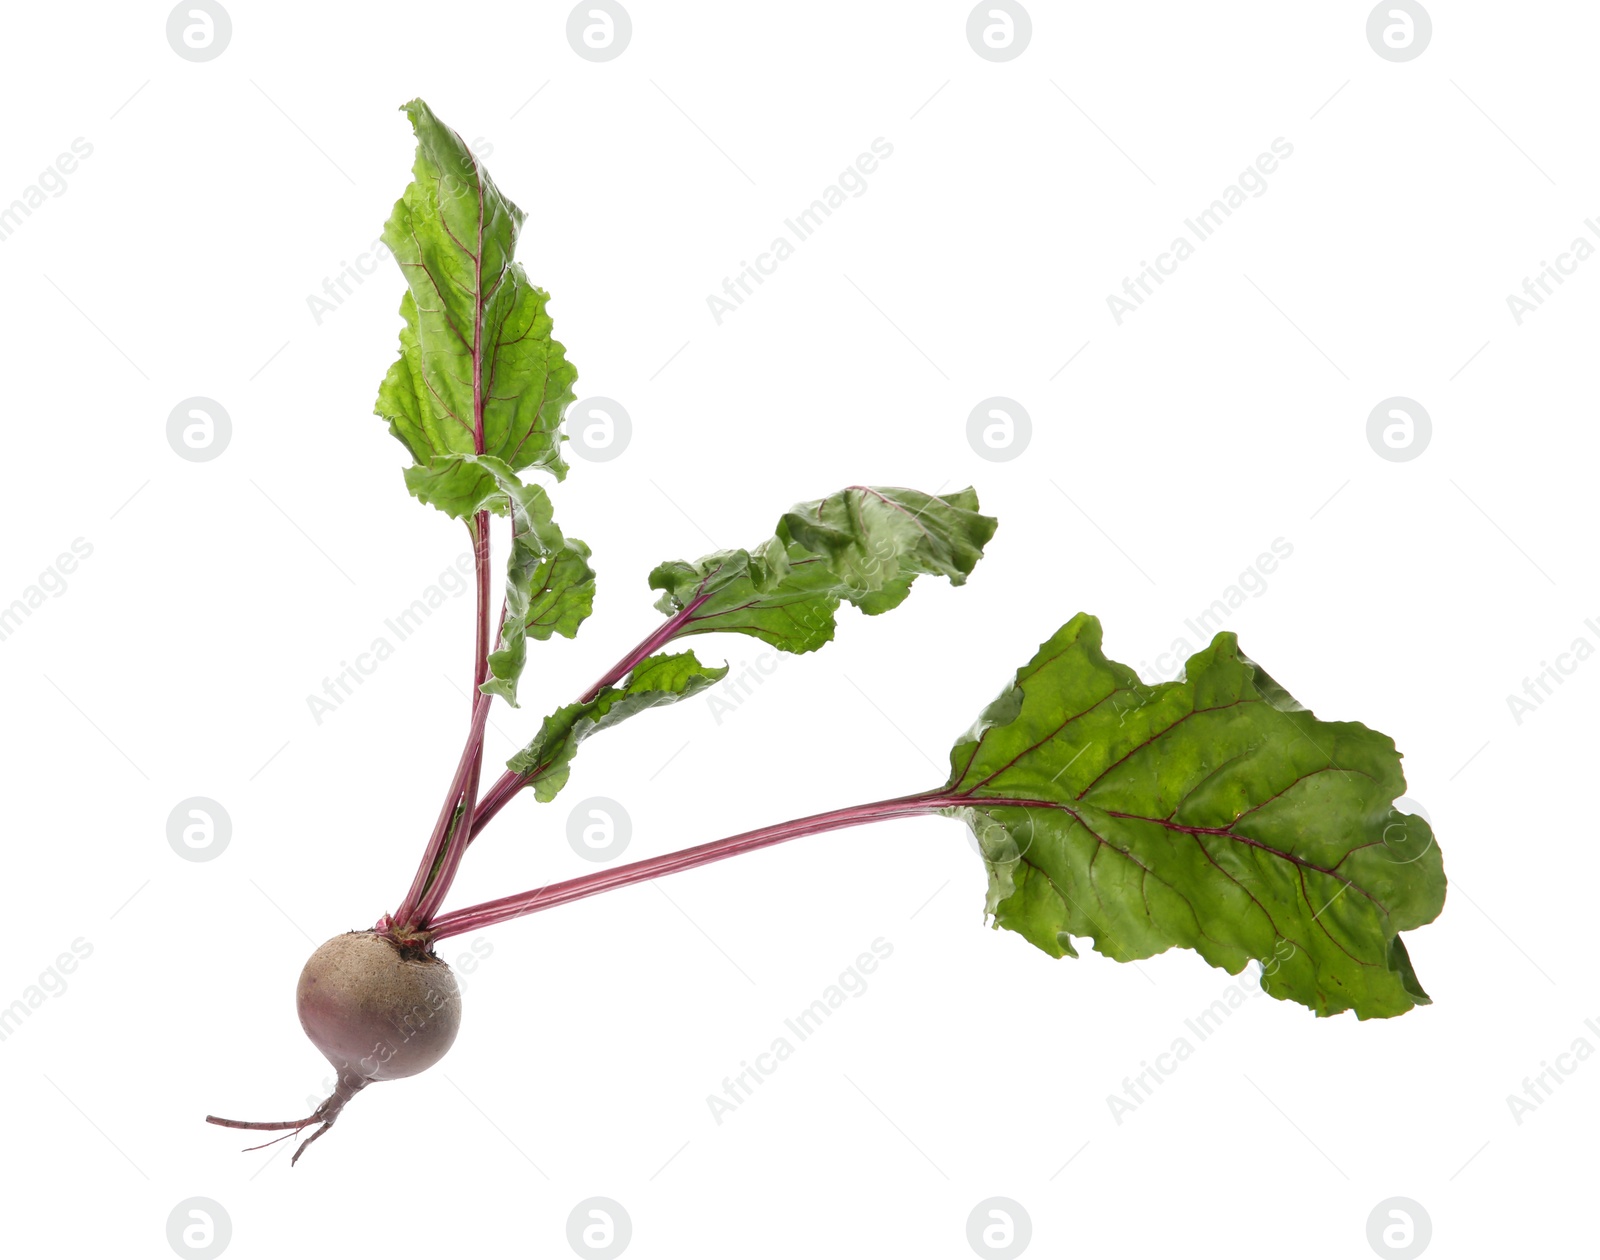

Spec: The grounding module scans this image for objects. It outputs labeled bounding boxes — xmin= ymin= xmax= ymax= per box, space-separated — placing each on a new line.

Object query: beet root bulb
xmin=206 ymin=930 xmax=462 ymax=1164
xmin=296 ymin=930 xmax=462 ymax=1080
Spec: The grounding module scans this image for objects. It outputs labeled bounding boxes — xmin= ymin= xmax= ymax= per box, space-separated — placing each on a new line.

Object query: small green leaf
xmin=404 ymin=452 xmax=592 ymax=705
xmin=479 ymin=470 xmax=594 ymax=707
xmin=374 ymin=99 xmax=577 ymax=516
xmin=507 ymin=651 xmax=728 ymax=801
xmin=402 ymin=452 xmax=513 ymax=520
xmin=940 ymin=614 xmax=1445 ymax=1020
xmin=649 ymin=486 xmax=997 ymax=653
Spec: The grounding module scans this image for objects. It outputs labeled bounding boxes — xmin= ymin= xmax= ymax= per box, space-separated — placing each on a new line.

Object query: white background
xmin=0 ymin=2 xmax=1591 ymax=1257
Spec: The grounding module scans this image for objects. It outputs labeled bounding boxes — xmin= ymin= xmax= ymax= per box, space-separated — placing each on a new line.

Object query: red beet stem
xmin=429 ymin=791 xmax=953 ymax=939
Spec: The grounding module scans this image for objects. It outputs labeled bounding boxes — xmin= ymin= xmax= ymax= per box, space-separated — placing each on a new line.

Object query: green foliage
xmin=940 ymin=614 xmax=1445 ymax=1019
xmin=507 ymin=652 xmax=729 ymax=801
xmin=649 ymin=486 xmax=997 ymax=653
xmin=375 ymin=99 xmax=577 ymax=518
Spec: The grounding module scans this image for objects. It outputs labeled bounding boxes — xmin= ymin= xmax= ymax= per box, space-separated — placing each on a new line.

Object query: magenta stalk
xmin=462 ymin=590 xmax=717 ymax=847
xmin=575 ymin=589 xmax=712 ymax=703
xmin=408 ymin=697 xmax=493 ymax=926
xmin=399 ymin=569 xmax=723 ymax=932
xmin=393 ymin=513 xmax=495 ymax=931
xmin=412 ymin=527 xmax=500 ymax=925
xmin=467 ymin=766 xmax=525 ymax=838
xmin=426 ymin=791 xmax=954 ymax=940
xmin=391 ymin=695 xmax=488 ymax=929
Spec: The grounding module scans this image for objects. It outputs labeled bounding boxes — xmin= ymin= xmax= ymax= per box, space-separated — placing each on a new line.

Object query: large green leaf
xmin=939 ymin=614 xmax=1444 ymax=1019
xmin=649 ymin=486 xmax=997 ymax=653
xmin=405 ymin=453 xmax=593 ymax=705
xmin=374 ymin=99 xmax=577 ymax=517
xmin=507 ymin=651 xmax=728 ymax=801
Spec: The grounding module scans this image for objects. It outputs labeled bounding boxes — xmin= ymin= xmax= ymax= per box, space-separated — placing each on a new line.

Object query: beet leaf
xmin=939 ymin=614 xmax=1445 ymax=1019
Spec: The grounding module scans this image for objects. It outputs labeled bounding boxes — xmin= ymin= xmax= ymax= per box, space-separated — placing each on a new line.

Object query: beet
xmin=207 ymin=931 xmax=461 ymax=1163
